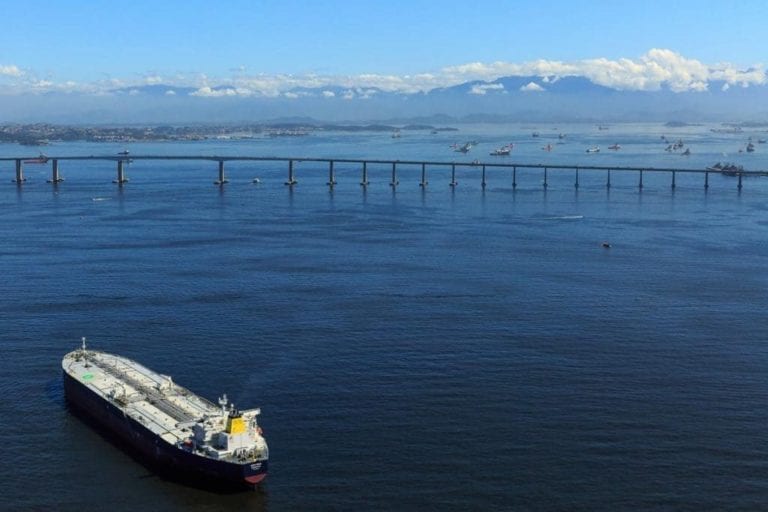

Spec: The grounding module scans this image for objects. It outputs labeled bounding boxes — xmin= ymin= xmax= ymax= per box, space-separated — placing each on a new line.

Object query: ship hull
xmin=63 ymin=371 xmax=267 ymax=488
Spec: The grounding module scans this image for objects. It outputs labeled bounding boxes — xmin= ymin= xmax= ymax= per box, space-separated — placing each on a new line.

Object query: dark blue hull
xmin=63 ymin=371 xmax=268 ymax=489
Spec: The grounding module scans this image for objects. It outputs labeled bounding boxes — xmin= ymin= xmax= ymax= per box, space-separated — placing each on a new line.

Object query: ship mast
xmin=81 ymin=337 xmax=90 ymax=367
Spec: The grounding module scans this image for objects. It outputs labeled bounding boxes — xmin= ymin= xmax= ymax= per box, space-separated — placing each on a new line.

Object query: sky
xmin=1 ymin=0 xmax=765 ymax=80
xmin=0 ymin=0 xmax=767 ymax=123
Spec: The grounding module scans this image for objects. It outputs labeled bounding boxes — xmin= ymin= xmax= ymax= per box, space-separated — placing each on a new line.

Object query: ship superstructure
xmin=62 ymin=338 xmax=268 ymax=487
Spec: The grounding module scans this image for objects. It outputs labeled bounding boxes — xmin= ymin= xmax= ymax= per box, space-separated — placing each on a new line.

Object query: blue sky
xmin=0 ymin=0 xmax=766 ymax=101
xmin=1 ymin=0 xmax=765 ymax=79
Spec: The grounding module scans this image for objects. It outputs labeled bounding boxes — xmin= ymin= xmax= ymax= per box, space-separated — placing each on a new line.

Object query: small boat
xmin=758 ymin=139 xmax=767 ymax=144
xmin=542 ymin=144 xmax=552 ymax=152
xmin=490 ymin=144 xmax=512 ymax=156
xmin=454 ymin=142 xmax=473 ymax=153
xmin=117 ymin=150 xmax=130 ymax=155
xmin=558 ymin=133 xmax=566 ymax=139
xmin=531 ymin=132 xmax=539 ymax=138
xmin=746 ymin=142 xmax=755 ymax=153
xmin=391 ymin=130 xmax=401 ymax=138
xmin=608 ymin=144 xmax=621 ymax=150
xmin=586 ymin=146 xmax=600 ymax=153
xmin=681 ymin=148 xmax=691 ymax=156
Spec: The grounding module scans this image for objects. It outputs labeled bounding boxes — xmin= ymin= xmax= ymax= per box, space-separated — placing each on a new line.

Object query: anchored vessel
xmin=62 ymin=338 xmax=269 ymax=487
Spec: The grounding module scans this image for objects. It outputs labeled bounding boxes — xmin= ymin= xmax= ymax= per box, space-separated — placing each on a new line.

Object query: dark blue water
xmin=2 ymin=124 xmax=768 ymax=510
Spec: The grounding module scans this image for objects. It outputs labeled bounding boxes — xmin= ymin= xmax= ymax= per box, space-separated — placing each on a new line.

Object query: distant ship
xmin=586 ymin=146 xmax=600 ymax=153
xmin=490 ymin=144 xmax=512 ymax=156
xmin=23 ymin=153 xmax=48 ymax=164
xmin=62 ymin=338 xmax=269 ymax=488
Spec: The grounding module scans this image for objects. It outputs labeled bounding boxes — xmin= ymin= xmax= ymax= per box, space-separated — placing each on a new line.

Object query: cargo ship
xmin=62 ymin=338 xmax=269 ymax=487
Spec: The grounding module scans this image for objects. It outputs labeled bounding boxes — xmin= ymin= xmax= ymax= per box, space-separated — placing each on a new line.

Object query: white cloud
xmin=469 ymin=83 xmax=504 ymax=95
xmin=0 ymin=65 xmax=22 ymax=77
xmin=0 ymin=49 xmax=764 ymax=97
xmin=520 ymin=82 xmax=545 ymax=92
xmin=441 ymin=49 xmax=765 ymax=92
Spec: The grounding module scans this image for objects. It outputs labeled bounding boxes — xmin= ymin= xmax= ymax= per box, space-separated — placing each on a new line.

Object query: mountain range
xmin=3 ymin=74 xmax=768 ymax=124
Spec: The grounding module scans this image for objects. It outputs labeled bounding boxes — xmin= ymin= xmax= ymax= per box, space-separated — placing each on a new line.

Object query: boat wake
xmin=539 ymin=215 xmax=584 ymax=220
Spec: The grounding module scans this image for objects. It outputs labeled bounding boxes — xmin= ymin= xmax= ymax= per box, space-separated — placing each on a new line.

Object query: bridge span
xmin=1 ymin=155 xmax=765 ymax=190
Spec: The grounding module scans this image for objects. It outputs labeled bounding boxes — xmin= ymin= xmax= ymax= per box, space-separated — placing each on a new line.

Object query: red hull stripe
xmin=245 ymin=473 xmax=267 ymax=484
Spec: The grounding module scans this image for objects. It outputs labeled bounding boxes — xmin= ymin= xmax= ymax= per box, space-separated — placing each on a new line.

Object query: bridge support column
xmin=360 ymin=162 xmax=369 ymax=186
xmin=543 ymin=167 xmax=548 ymax=189
xmin=214 ymin=160 xmax=228 ymax=185
xmin=512 ymin=166 xmax=517 ymax=189
xmin=606 ymin=170 xmax=611 ymax=189
xmin=574 ymin=168 xmax=579 ymax=189
xmin=419 ymin=163 xmax=428 ymax=187
xmin=327 ymin=160 xmax=336 ymax=186
xmin=13 ymin=159 xmax=25 ymax=183
xmin=449 ymin=164 xmax=457 ymax=187
xmin=481 ymin=165 xmax=487 ymax=188
xmin=285 ymin=160 xmax=297 ymax=185
xmin=738 ymin=173 xmax=743 ymax=190
xmin=639 ymin=170 xmax=644 ymax=189
xmin=390 ymin=162 xmax=398 ymax=187
xmin=704 ymin=171 xmax=709 ymax=189
xmin=47 ymin=159 xmax=63 ymax=183
xmin=113 ymin=160 xmax=128 ymax=184
xmin=671 ymin=171 xmax=676 ymax=189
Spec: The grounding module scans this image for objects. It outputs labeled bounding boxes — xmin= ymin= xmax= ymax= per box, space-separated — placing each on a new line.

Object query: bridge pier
xmin=113 ymin=160 xmax=128 ymax=184
xmin=639 ymin=170 xmax=644 ymax=189
xmin=671 ymin=171 xmax=676 ymax=189
xmin=285 ymin=160 xmax=297 ymax=185
xmin=574 ymin=168 xmax=579 ymax=189
xmin=390 ymin=162 xmax=398 ymax=187
xmin=47 ymin=159 xmax=63 ymax=183
xmin=13 ymin=159 xmax=25 ymax=183
xmin=360 ymin=162 xmax=369 ymax=186
xmin=704 ymin=171 xmax=709 ymax=189
xmin=449 ymin=164 xmax=457 ymax=187
xmin=606 ymin=170 xmax=611 ymax=189
xmin=214 ymin=160 xmax=228 ymax=185
xmin=512 ymin=166 xmax=517 ymax=189
xmin=327 ymin=160 xmax=337 ymax=186
xmin=543 ymin=167 xmax=548 ymax=189
xmin=481 ymin=165 xmax=487 ymax=188
xmin=738 ymin=173 xmax=743 ymax=190
xmin=419 ymin=163 xmax=428 ymax=187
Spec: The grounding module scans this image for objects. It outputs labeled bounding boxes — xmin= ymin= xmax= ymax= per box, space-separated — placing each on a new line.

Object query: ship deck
xmin=63 ymin=350 xmax=219 ymax=444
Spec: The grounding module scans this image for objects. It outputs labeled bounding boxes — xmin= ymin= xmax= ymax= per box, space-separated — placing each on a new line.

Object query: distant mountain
xmin=4 ymin=74 xmax=768 ymax=123
xmin=110 ymin=84 xmax=197 ymax=96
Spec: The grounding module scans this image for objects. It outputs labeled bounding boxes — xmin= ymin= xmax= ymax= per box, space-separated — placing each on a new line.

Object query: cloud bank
xmin=0 ymin=50 xmax=764 ymax=98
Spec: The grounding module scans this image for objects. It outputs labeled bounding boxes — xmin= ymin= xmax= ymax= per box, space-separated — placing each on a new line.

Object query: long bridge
xmin=2 ymin=155 xmax=766 ymax=190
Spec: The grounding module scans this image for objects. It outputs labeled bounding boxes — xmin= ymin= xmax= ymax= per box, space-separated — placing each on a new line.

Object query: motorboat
xmin=608 ymin=144 xmax=621 ymax=150
xmin=586 ymin=146 xmax=600 ymax=153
